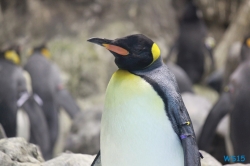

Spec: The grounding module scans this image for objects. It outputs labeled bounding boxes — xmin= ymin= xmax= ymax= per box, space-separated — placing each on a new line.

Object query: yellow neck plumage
xmin=4 ymin=50 xmax=20 ymax=65
xmin=41 ymin=48 xmax=51 ymax=59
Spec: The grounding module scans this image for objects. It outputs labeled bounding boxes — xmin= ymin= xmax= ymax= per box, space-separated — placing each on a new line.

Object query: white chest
xmin=101 ymin=70 xmax=184 ymax=166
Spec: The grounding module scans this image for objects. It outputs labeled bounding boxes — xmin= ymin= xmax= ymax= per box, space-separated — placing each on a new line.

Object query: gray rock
xmin=193 ymin=85 xmax=219 ymax=104
xmin=18 ymin=163 xmax=41 ymax=166
xmin=0 ymin=151 xmax=15 ymax=166
xmin=200 ymin=150 xmax=222 ymax=166
xmin=43 ymin=152 xmax=95 ymax=166
xmin=64 ymin=107 xmax=102 ymax=154
xmin=0 ymin=137 xmax=44 ymax=163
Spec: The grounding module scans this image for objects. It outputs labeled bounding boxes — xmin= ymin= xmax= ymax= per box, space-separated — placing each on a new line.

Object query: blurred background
xmin=0 ymin=0 xmax=250 ymax=165
xmin=0 ymin=0 xmax=249 ymax=98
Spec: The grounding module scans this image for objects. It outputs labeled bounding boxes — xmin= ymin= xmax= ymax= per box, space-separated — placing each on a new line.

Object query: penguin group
xmin=163 ymin=0 xmax=250 ymax=164
xmin=87 ymin=1 xmax=250 ymax=165
xmin=88 ymin=31 xmax=250 ymax=166
xmin=0 ymin=45 xmax=51 ymax=158
xmin=24 ymin=44 xmax=80 ymax=158
xmin=1 ymin=0 xmax=250 ymax=165
xmin=0 ymin=44 xmax=80 ymax=160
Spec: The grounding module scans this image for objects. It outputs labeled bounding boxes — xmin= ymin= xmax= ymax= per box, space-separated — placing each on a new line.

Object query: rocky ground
xmin=1 ymin=137 xmax=249 ymax=166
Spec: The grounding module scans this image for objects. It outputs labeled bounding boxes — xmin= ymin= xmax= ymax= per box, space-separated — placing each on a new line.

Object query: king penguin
xmin=88 ymin=34 xmax=201 ymax=166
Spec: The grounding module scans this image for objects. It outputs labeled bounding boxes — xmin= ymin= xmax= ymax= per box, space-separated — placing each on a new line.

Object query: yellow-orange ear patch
xmin=41 ymin=48 xmax=51 ymax=59
xmin=246 ymin=38 xmax=250 ymax=47
xmin=151 ymin=43 xmax=161 ymax=62
xmin=102 ymin=44 xmax=129 ymax=56
xmin=4 ymin=50 xmax=20 ymax=65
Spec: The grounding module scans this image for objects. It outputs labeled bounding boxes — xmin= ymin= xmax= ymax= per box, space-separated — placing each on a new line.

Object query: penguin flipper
xmin=55 ymin=88 xmax=80 ymax=119
xmin=22 ymin=95 xmax=51 ymax=160
xmin=178 ymin=120 xmax=202 ymax=166
xmin=198 ymin=91 xmax=231 ymax=151
xmin=170 ymin=96 xmax=201 ymax=166
xmin=91 ymin=151 xmax=102 ymax=166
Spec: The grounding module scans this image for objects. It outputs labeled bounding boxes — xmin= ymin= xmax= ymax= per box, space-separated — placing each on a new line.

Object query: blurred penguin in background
xmin=0 ymin=45 xmax=23 ymax=138
xmin=206 ymin=42 xmax=241 ymax=93
xmin=199 ymin=34 xmax=250 ymax=163
xmin=240 ymin=34 xmax=250 ymax=62
xmin=24 ymin=44 xmax=80 ymax=158
xmin=0 ymin=44 xmax=51 ymax=160
xmin=166 ymin=0 xmax=215 ymax=84
xmin=166 ymin=62 xmax=194 ymax=93
xmin=206 ymin=34 xmax=250 ymax=93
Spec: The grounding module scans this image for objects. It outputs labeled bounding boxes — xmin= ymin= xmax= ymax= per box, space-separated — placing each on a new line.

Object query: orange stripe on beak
xmin=102 ymin=44 xmax=129 ymax=56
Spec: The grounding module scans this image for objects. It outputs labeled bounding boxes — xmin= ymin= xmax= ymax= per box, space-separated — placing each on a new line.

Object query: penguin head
xmin=181 ymin=2 xmax=201 ymax=22
xmin=0 ymin=45 xmax=21 ymax=65
xmin=88 ymin=34 xmax=161 ymax=71
xmin=31 ymin=44 xmax=51 ymax=59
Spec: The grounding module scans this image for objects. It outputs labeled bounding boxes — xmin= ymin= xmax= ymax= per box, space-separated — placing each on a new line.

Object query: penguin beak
xmin=87 ymin=37 xmax=112 ymax=46
xmin=87 ymin=37 xmax=129 ymax=56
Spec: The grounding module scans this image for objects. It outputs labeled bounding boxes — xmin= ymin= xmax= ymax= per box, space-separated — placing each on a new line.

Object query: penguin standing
xmin=88 ymin=34 xmax=201 ymax=166
xmin=0 ymin=45 xmax=50 ymax=159
xmin=0 ymin=48 xmax=22 ymax=137
xmin=166 ymin=1 xmax=214 ymax=83
xmin=24 ymin=44 xmax=80 ymax=159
